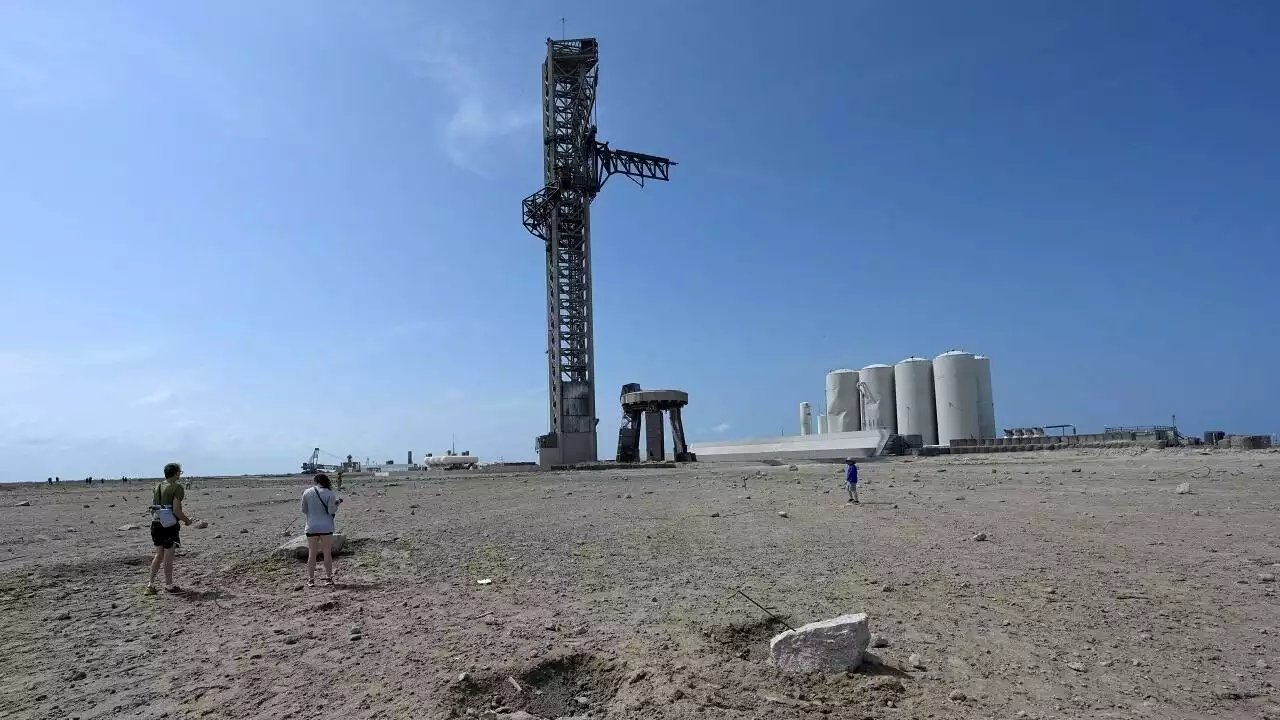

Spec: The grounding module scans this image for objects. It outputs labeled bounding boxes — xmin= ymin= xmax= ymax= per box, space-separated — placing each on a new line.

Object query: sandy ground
xmin=1 ymin=447 xmax=1279 ymax=720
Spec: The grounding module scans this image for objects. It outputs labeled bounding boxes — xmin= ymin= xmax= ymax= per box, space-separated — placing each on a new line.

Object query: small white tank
xmin=934 ymin=350 xmax=980 ymax=445
xmin=894 ymin=357 xmax=937 ymax=445
xmin=974 ymin=354 xmax=995 ymax=439
xmin=818 ymin=414 xmax=829 ymax=434
xmin=825 ymin=369 xmax=861 ymax=433
xmin=858 ymin=364 xmax=897 ymax=432
xmin=799 ymin=402 xmax=813 ymax=436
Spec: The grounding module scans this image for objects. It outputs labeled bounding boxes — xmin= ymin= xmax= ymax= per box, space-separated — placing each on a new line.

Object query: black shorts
xmin=305 ymin=532 xmax=333 ymax=537
xmin=150 ymin=521 xmax=181 ymax=549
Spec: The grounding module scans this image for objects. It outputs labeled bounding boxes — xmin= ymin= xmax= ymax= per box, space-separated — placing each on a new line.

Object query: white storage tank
xmin=818 ymin=414 xmax=829 ymax=434
xmin=824 ymin=370 xmax=861 ymax=433
xmin=894 ymin=356 xmax=937 ymax=445
xmin=858 ymin=364 xmax=897 ymax=432
xmin=974 ymin=354 xmax=995 ymax=439
xmin=934 ymin=350 xmax=980 ymax=445
xmin=799 ymin=402 xmax=813 ymax=436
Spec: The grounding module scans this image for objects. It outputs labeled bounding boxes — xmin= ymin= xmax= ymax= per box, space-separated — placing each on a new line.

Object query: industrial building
xmin=691 ymin=350 xmax=997 ymax=462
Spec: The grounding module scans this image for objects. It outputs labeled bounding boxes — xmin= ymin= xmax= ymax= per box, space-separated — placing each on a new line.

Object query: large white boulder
xmin=768 ymin=612 xmax=870 ymax=673
xmin=276 ymin=533 xmax=347 ymax=560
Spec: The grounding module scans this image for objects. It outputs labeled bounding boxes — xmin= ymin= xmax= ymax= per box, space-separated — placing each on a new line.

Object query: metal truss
xmin=519 ymin=37 xmax=674 ymax=463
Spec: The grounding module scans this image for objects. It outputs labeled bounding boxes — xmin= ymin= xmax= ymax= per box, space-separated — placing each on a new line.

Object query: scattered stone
xmin=627 ymin=669 xmax=648 ymax=684
xmin=194 ymin=520 xmax=209 ymax=529
xmin=457 ymin=672 xmax=470 ymax=683
xmin=788 ymin=465 xmax=799 ymax=471
xmin=275 ymin=533 xmax=347 ymax=560
xmin=116 ymin=524 xmax=139 ymax=531
xmin=1257 ymin=659 xmax=1271 ymax=669
xmin=777 ymin=511 xmax=789 ymax=518
xmin=972 ymin=532 xmax=987 ymax=542
xmin=624 ymin=494 xmax=632 ymax=499
xmin=283 ymin=635 xmax=299 ymax=645
xmin=768 ymin=612 xmax=870 ymax=673
xmin=239 ymin=528 xmax=249 ymax=534
xmin=67 ymin=670 xmax=87 ymax=682
xmin=1175 ymin=482 xmax=1191 ymax=495
xmin=709 ymin=512 xmax=720 ymax=518
xmin=1259 ymin=573 xmax=1276 ymax=583
xmin=880 ymin=584 xmax=892 ymax=593
xmin=14 ymin=501 xmax=30 ymax=507
xmin=1067 ymin=662 xmax=1085 ymax=672
xmin=909 ymin=654 xmax=925 ymax=669
xmin=53 ymin=611 xmax=71 ymax=621
xmin=870 ymin=634 xmax=890 ymax=648
xmin=948 ymin=689 xmax=967 ymax=702
xmin=1071 ymin=468 xmax=1082 ymax=473
xmin=1098 ymin=659 xmax=1114 ymax=667
xmin=83 ymin=504 xmax=90 ymax=509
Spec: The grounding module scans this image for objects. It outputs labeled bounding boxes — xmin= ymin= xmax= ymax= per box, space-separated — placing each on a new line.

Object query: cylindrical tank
xmin=894 ymin=357 xmax=937 ymax=445
xmin=858 ymin=364 xmax=897 ymax=432
xmin=934 ymin=350 xmax=980 ymax=445
xmin=818 ymin=414 xmax=829 ymax=434
xmin=824 ymin=369 xmax=861 ymax=433
xmin=974 ymin=355 xmax=995 ymax=439
xmin=799 ymin=402 xmax=813 ymax=436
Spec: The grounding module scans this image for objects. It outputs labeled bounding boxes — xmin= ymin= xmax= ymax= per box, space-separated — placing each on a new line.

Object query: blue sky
xmin=1 ymin=0 xmax=1276 ymax=481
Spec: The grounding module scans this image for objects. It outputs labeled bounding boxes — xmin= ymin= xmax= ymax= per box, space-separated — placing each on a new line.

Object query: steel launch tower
xmin=521 ymin=37 xmax=675 ymax=466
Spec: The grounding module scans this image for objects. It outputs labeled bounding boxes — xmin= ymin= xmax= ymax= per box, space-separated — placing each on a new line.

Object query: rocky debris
xmin=768 ymin=612 xmax=870 ymax=673
xmin=948 ymin=689 xmax=967 ymax=702
xmin=239 ymin=528 xmax=249 ymax=534
xmin=870 ymin=634 xmax=890 ymax=648
xmin=709 ymin=512 xmax=720 ymax=518
xmin=1259 ymin=573 xmax=1276 ymax=583
xmin=909 ymin=653 xmax=925 ymax=669
xmin=777 ymin=511 xmax=789 ymax=518
xmin=117 ymin=524 xmax=140 ymax=531
xmin=275 ymin=533 xmax=347 ymax=560
xmin=972 ymin=532 xmax=988 ymax=541
xmin=14 ymin=501 xmax=30 ymax=507
xmin=1071 ymin=468 xmax=1082 ymax=473
xmin=788 ymin=465 xmax=799 ymax=471
xmin=194 ymin=520 xmax=209 ymax=529
xmin=1067 ymin=662 xmax=1085 ymax=672
xmin=1176 ymin=482 xmax=1191 ymax=495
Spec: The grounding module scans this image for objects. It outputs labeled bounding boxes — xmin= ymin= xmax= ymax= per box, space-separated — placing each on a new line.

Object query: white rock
xmin=275 ymin=533 xmax=346 ymax=560
xmin=768 ymin=612 xmax=870 ymax=674
xmin=1175 ymin=482 xmax=1191 ymax=495
xmin=15 ymin=501 xmax=30 ymax=507
xmin=116 ymin=524 xmax=140 ymax=531
xmin=909 ymin=653 xmax=925 ymax=669
xmin=777 ymin=511 xmax=789 ymax=518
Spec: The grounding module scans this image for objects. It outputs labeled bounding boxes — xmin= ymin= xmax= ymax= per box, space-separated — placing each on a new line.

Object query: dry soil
xmin=1 ymin=447 xmax=1278 ymax=720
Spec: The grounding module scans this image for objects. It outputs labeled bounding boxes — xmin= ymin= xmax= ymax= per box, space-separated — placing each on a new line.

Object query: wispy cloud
xmin=711 ymin=423 xmax=732 ymax=433
xmin=134 ymin=389 xmax=174 ymax=406
xmin=408 ymin=29 xmax=538 ymax=174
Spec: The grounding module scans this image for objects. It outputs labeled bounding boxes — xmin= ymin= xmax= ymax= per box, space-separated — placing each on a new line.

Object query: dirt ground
xmin=1 ymin=447 xmax=1278 ymax=720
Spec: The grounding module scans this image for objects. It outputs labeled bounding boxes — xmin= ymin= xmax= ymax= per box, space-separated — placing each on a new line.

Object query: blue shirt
xmin=845 ymin=464 xmax=858 ymax=484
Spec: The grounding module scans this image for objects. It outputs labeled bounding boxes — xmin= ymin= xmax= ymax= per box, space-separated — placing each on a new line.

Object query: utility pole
xmin=521 ymin=37 xmax=675 ymax=467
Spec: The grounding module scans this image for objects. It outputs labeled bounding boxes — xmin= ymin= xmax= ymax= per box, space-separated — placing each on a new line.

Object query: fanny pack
xmin=152 ymin=505 xmax=178 ymax=528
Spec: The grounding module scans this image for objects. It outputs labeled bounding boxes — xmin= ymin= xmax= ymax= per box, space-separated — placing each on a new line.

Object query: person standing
xmin=301 ymin=473 xmax=341 ymax=587
xmin=146 ymin=462 xmax=192 ymax=594
xmin=844 ymin=458 xmax=860 ymax=504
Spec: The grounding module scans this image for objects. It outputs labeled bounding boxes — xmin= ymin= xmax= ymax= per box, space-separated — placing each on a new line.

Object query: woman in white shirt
xmin=301 ymin=473 xmax=341 ymax=586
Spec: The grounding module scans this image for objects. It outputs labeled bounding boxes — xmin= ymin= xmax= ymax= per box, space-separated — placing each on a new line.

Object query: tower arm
xmin=595 ymin=142 xmax=675 ymax=189
xmin=521 ymin=185 xmax=558 ymax=241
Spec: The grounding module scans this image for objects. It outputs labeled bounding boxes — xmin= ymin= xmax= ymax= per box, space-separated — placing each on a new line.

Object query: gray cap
xmin=845 ymin=457 xmax=857 ymax=464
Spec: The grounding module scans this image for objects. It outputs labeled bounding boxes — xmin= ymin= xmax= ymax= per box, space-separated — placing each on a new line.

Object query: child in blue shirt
xmin=845 ymin=458 xmax=859 ymax=504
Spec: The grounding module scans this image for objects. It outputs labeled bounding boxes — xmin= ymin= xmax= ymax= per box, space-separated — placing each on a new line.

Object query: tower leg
xmin=670 ymin=406 xmax=693 ymax=462
xmin=644 ymin=410 xmax=665 ymax=461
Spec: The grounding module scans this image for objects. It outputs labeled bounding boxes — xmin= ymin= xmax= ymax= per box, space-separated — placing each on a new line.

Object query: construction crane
xmin=300 ymin=447 xmax=347 ymax=474
xmin=521 ymin=36 xmax=675 ymax=467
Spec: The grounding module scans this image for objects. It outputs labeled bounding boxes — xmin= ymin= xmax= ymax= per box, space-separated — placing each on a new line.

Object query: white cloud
xmin=134 ymin=389 xmax=174 ymax=406
xmin=711 ymin=423 xmax=732 ymax=433
xmin=408 ymin=29 xmax=538 ymax=174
